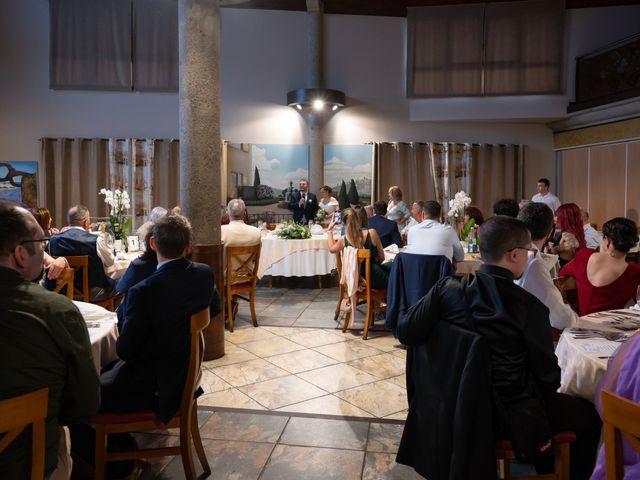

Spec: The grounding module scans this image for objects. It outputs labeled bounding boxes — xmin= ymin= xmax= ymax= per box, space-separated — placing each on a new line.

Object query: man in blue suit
xmin=288 ymin=178 xmax=318 ymax=223
xmin=368 ymin=201 xmax=403 ymax=249
xmin=100 ymin=214 xmax=220 ymax=423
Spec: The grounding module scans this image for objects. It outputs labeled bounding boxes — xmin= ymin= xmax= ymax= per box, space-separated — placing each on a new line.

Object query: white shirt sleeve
xmin=96 ymin=234 xmax=116 ymax=275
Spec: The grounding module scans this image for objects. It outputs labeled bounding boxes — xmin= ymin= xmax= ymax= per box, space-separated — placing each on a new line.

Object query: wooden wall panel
xmin=589 ymin=143 xmax=626 ymax=228
xmin=627 ymin=141 xmax=640 ymax=224
xmin=559 ymin=148 xmax=588 ymax=210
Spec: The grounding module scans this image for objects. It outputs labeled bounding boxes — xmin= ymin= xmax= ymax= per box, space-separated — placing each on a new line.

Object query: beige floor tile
xmin=391 ymin=348 xmax=407 ymax=360
xmin=361 ymin=334 xmax=402 ymax=352
xmin=224 ymin=325 xmax=278 ymax=345
xmin=265 ymin=349 xmax=338 ymax=374
xmin=261 ymin=326 xmax=309 ymax=337
xmin=211 ymin=358 xmax=290 ymax=387
xmin=275 ymin=394 xmax=374 ymax=417
xmin=285 ymin=329 xmax=347 ymax=348
xmin=199 ymin=368 xmax=233 ymax=394
xmin=240 ymin=336 xmax=306 ymax=357
xmin=313 ymin=340 xmax=382 ymax=363
xmin=386 ymin=374 xmax=407 ymax=389
xmin=383 ymin=409 xmax=409 ymax=420
xmin=346 ymin=353 xmax=406 ymax=380
xmin=335 ymin=380 xmax=408 ymax=418
xmin=238 ymin=375 xmax=326 ymax=410
xmin=297 ymin=363 xmax=378 ymax=393
xmin=202 ymin=342 xmax=258 ymax=368
xmin=199 ymin=388 xmax=266 ymax=410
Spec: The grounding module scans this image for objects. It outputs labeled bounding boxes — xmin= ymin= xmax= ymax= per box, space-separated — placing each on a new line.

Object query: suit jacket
xmin=115 ymin=256 xmax=158 ymax=330
xmin=102 ymin=258 xmax=219 ymax=422
xmin=288 ymin=191 xmax=318 ymax=223
xmin=368 ymin=214 xmax=403 ymax=249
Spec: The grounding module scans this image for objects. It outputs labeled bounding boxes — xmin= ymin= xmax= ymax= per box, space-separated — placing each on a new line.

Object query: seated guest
xmin=516 ymin=202 xmax=577 ymax=329
xmin=327 ymin=206 xmax=391 ymax=290
xmin=397 ymin=216 xmax=601 ymax=480
xmin=401 ymin=201 xmax=424 ymax=237
xmin=136 ymin=206 xmax=168 ymax=240
xmin=100 ymin=215 xmax=220 ymax=420
xmin=459 ymin=205 xmax=484 ymax=240
xmin=115 ymin=231 xmax=157 ymax=330
xmin=0 ymin=200 xmax=99 ymax=479
xmin=560 ymin=217 xmax=640 ymax=316
xmin=493 ymin=198 xmax=520 ymax=217
xmin=32 ymin=206 xmax=60 ymax=235
xmin=550 ymin=203 xmax=586 ymax=267
xmin=318 ymin=185 xmax=339 ymax=215
xmin=406 ymin=200 xmax=464 ymax=264
xmin=48 ymin=204 xmax=116 ymax=300
xmin=581 ymin=210 xmax=602 ymax=250
xmin=368 ymin=201 xmax=403 ymax=249
xmin=386 ymin=186 xmax=411 ymax=231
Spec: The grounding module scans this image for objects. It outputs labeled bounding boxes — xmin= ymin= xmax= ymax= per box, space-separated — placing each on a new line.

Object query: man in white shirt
xmin=221 ymin=198 xmax=261 ymax=284
xmin=516 ymin=202 xmax=577 ymax=330
xmin=407 ymin=201 xmax=464 ymax=263
xmin=531 ymin=178 xmax=561 ymax=213
xmin=581 ymin=210 xmax=602 ymax=250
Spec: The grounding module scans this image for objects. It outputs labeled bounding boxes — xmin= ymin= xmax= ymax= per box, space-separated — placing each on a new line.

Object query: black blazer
xmin=106 ymin=258 xmax=219 ymax=422
xmin=288 ymin=191 xmax=318 ymax=223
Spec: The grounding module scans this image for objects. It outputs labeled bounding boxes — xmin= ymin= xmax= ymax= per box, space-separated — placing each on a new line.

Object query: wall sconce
xmin=287 ymin=88 xmax=346 ymax=112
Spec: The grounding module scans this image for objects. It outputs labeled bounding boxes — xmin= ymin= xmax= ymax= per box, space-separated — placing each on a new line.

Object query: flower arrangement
xmin=315 ymin=208 xmax=327 ymax=222
xmin=99 ymin=188 xmax=131 ymax=240
xmin=274 ymin=222 xmax=311 ymax=240
xmin=448 ymin=190 xmax=472 ymax=239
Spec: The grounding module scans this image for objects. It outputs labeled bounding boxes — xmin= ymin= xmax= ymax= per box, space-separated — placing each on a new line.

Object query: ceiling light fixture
xmin=287 ymin=88 xmax=346 ymax=113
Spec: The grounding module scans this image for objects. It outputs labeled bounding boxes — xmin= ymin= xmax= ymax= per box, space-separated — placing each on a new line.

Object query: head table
xmin=257 ymin=232 xmax=337 ymax=279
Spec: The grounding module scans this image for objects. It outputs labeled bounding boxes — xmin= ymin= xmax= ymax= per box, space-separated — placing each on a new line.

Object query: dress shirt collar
xmin=478 ymin=264 xmax=515 ymax=281
xmin=419 ymin=218 xmax=441 ymax=227
xmin=69 ymin=226 xmax=87 ymax=231
xmin=157 ymin=257 xmax=182 ymax=271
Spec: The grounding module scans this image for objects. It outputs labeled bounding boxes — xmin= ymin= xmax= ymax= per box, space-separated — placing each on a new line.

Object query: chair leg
xmin=191 ymin=406 xmax=211 ymax=475
xmin=318 ymin=275 xmax=322 ymax=289
xmin=498 ymin=458 xmax=510 ymax=479
xmin=363 ymin=297 xmax=372 ymax=340
xmin=334 ymin=285 xmax=344 ymax=321
xmin=557 ymin=443 xmax=570 ymax=480
xmin=94 ymin=425 xmax=107 ymax=480
xmin=249 ymin=289 xmax=258 ymax=327
xmin=179 ymin=413 xmax=197 ymax=479
xmin=343 ymin=306 xmax=351 ymax=333
xmin=227 ymin=292 xmax=234 ymax=333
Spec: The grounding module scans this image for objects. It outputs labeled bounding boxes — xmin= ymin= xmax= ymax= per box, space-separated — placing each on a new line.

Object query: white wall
xmin=1 ymin=1 xmax=638 ymax=199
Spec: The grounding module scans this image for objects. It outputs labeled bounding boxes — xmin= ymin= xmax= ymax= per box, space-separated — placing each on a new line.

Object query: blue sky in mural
xmin=324 ymin=144 xmax=372 ymax=195
xmin=251 ymin=144 xmax=309 ymax=191
xmin=0 ymin=161 xmax=37 ymax=202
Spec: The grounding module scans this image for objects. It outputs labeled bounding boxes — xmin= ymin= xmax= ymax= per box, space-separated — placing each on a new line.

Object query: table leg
xmin=318 ymin=275 xmax=322 ymax=289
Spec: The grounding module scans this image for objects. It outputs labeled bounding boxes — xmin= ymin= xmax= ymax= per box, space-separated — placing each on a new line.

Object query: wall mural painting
xmin=323 ymin=144 xmax=373 ymax=207
xmin=0 ymin=161 xmax=38 ymax=207
xmin=226 ymin=143 xmax=309 ymax=222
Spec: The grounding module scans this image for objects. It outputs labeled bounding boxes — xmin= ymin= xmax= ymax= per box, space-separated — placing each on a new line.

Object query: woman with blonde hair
xmin=386 ymin=186 xmax=410 ymax=231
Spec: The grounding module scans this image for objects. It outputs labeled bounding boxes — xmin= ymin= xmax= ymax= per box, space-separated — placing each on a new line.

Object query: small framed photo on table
xmin=127 ymin=235 xmax=140 ymax=252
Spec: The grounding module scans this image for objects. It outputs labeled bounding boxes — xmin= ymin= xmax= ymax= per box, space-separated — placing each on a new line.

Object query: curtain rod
xmin=367 ymin=141 xmax=517 ymax=147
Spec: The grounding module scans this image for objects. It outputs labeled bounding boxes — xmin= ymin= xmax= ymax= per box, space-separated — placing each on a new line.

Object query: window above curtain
xmin=407 ymin=0 xmax=564 ymax=98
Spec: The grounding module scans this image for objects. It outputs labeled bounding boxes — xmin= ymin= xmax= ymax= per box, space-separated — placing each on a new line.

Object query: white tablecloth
xmin=257 ymin=233 xmax=336 ymax=279
xmin=555 ymin=310 xmax=639 ymax=401
xmin=109 ymin=251 xmax=141 ymax=280
xmin=74 ymin=301 xmax=119 ymax=372
xmin=383 ymin=247 xmax=482 ymax=274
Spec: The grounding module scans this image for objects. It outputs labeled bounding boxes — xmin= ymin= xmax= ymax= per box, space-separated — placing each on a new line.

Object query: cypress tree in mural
xmin=348 ymin=179 xmax=360 ymax=205
xmin=253 ymin=166 xmax=261 ymax=187
xmin=338 ymin=180 xmax=350 ymax=210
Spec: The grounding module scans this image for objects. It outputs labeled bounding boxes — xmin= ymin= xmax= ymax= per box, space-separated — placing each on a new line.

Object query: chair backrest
xmin=601 ymin=389 xmax=640 ymax=480
xmin=179 ymin=308 xmax=210 ymax=419
xmin=553 ymin=276 xmax=578 ymax=313
xmin=335 ymin=252 xmax=342 ymax=277
xmin=53 ymin=267 xmax=75 ymax=300
xmin=356 ymin=249 xmax=372 ymax=294
xmin=225 ymin=244 xmax=261 ymax=287
xmin=65 ymin=255 xmax=90 ymax=302
xmin=0 ymin=388 xmax=48 ymax=480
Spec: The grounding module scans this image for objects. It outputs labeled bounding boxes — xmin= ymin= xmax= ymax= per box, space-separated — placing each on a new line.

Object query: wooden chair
xmin=64 ymin=255 xmax=118 ymax=311
xmin=225 ymin=244 xmax=261 ymax=332
xmin=552 ymin=276 xmax=579 ymax=341
xmin=53 ymin=267 xmax=75 ymax=300
xmin=334 ymin=252 xmax=345 ymax=321
xmin=342 ymin=249 xmax=387 ymax=340
xmin=91 ymin=308 xmax=211 ymax=480
xmin=0 ymin=388 xmax=48 ymax=480
xmin=601 ymin=389 xmax=640 ymax=480
xmin=496 ymin=432 xmax=575 ymax=480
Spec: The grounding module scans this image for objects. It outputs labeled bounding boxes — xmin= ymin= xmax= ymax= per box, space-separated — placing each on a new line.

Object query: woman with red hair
xmin=550 ymin=203 xmax=585 ymax=266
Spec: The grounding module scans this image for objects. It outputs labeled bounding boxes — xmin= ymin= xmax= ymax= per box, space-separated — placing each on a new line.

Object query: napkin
xmin=384 ymin=244 xmax=399 ymax=254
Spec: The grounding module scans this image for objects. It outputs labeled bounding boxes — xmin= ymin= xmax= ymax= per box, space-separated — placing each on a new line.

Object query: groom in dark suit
xmin=100 ymin=214 xmax=220 ymax=423
xmin=288 ymin=178 xmax=318 ymax=223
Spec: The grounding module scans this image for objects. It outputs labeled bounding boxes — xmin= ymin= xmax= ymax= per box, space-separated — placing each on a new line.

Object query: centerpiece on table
xmin=447 ymin=190 xmax=472 ymax=239
xmin=315 ymin=208 xmax=327 ymax=223
xmin=99 ymin=188 xmax=132 ymax=244
xmin=274 ymin=222 xmax=311 ymax=240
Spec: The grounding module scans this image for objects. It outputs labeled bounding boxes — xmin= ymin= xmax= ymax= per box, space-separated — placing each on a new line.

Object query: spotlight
xmin=313 ymin=99 xmax=324 ymax=110
xmin=332 ymin=104 xmax=338 ymax=111
xmin=286 ymin=89 xmax=346 ymax=112
xmin=295 ymin=104 xmax=302 ymax=110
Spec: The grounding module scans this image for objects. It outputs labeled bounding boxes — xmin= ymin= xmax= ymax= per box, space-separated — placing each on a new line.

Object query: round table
xmin=109 ymin=251 xmax=142 ymax=280
xmin=74 ymin=301 xmax=119 ymax=372
xmin=257 ymin=233 xmax=336 ymax=279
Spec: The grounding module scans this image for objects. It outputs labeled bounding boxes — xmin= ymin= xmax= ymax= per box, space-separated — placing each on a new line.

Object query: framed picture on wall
xmin=0 ymin=161 xmax=38 ymax=207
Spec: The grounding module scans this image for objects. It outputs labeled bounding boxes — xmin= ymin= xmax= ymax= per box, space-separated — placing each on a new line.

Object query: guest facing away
xmin=0 ymin=200 xmax=99 ymax=479
xmin=368 ymin=201 xmax=403 ymax=249
xmin=397 ymin=216 xmax=601 ymax=480
xmin=531 ymin=177 xmax=561 ymax=213
xmin=406 ymin=200 xmax=465 ymax=264
xmin=581 ymin=210 xmax=602 ymax=250
xmin=516 ymin=202 xmax=578 ymax=330
xmin=221 ymin=198 xmax=261 ymax=285
xmin=288 ymin=178 xmax=318 ymax=223
xmin=100 ymin=214 xmax=220 ymax=421
xmin=493 ymin=198 xmax=520 ymax=217
xmin=560 ymin=217 xmax=640 ymax=316
xmin=48 ymin=204 xmax=116 ymax=301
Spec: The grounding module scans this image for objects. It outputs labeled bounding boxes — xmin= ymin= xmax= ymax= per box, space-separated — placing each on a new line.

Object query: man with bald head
xmin=49 ymin=204 xmax=116 ymax=300
xmin=0 ymin=200 xmax=99 ymax=478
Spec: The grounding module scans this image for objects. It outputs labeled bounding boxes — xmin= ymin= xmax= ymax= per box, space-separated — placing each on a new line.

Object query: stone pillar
xmin=179 ymin=0 xmax=224 ymax=360
xmin=307 ymin=1 xmax=324 ymax=189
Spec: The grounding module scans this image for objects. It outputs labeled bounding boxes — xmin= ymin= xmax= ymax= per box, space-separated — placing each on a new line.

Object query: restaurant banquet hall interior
xmin=1 ymin=0 xmax=640 ymax=479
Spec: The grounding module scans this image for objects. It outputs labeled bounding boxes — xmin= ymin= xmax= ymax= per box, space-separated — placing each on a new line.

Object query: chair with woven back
xmin=63 ymin=255 xmax=117 ymax=310
xmin=601 ymin=389 xmax=640 ymax=479
xmin=341 ymin=248 xmax=387 ymax=340
xmin=90 ymin=307 xmax=211 ymax=480
xmin=0 ymin=388 xmax=48 ymax=480
xmin=53 ymin=267 xmax=75 ymax=300
xmin=225 ymin=244 xmax=261 ymax=332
